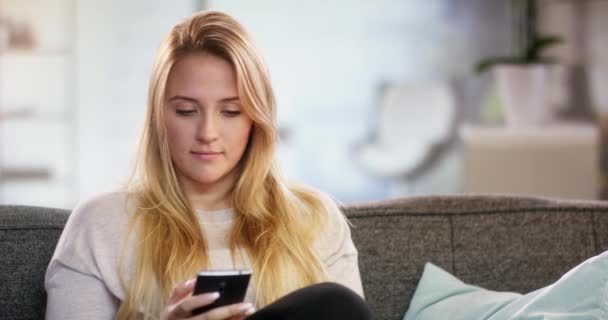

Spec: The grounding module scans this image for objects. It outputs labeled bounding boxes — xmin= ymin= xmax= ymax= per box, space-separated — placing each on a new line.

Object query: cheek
xmin=227 ymin=121 xmax=253 ymax=153
xmin=241 ymin=123 xmax=253 ymax=145
xmin=238 ymin=122 xmax=254 ymax=149
xmin=164 ymin=118 xmax=191 ymax=153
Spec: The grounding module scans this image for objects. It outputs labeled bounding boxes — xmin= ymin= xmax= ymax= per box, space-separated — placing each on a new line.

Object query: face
xmin=163 ymin=52 xmax=253 ymax=194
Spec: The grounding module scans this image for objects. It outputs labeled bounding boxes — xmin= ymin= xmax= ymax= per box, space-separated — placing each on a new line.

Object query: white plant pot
xmin=494 ymin=64 xmax=551 ymax=127
xmin=588 ymin=65 xmax=608 ymax=117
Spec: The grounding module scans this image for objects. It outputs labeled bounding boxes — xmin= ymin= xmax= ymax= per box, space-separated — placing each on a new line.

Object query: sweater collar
xmin=195 ymin=208 xmax=236 ymax=223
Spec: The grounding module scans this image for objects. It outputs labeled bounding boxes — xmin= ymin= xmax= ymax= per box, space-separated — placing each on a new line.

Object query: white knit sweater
xmin=44 ymin=190 xmax=364 ymax=319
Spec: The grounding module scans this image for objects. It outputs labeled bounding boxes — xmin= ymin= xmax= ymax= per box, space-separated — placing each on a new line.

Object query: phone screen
xmin=192 ymin=269 xmax=252 ymax=315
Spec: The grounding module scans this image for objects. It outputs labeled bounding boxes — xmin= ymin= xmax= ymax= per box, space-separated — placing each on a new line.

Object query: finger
xmin=172 ymin=292 xmax=220 ymax=318
xmin=230 ymin=313 xmax=254 ymax=320
xmin=169 ymin=278 xmax=196 ymax=305
xmin=196 ymin=302 xmax=255 ymax=320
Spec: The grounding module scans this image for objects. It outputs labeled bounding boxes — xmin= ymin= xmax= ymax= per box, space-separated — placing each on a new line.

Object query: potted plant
xmin=475 ymin=0 xmax=562 ymax=127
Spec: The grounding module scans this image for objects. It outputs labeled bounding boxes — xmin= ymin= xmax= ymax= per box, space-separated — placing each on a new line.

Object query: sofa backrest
xmin=2 ymin=195 xmax=608 ymax=320
xmin=0 ymin=205 xmax=69 ymax=320
xmin=342 ymin=195 xmax=608 ymax=320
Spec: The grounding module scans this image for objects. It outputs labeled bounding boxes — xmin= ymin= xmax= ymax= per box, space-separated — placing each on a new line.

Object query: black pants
xmin=247 ymin=282 xmax=372 ymax=320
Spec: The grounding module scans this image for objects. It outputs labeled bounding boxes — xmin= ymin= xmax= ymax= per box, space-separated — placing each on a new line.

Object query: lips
xmin=191 ymin=151 xmax=222 ymax=161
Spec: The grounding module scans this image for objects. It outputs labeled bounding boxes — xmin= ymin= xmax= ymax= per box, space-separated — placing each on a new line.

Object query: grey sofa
xmin=2 ymin=195 xmax=608 ymax=320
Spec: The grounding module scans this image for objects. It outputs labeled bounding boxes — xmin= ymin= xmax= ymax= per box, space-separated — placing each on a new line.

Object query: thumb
xmin=169 ymin=278 xmax=196 ymax=305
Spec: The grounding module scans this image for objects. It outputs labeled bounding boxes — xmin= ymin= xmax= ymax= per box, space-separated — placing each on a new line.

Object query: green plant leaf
xmin=525 ymin=35 xmax=563 ymax=61
xmin=474 ymin=57 xmax=522 ymax=74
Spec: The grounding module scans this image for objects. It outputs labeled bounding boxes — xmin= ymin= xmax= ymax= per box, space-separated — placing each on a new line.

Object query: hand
xmin=161 ymin=279 xmax=256 ymax=320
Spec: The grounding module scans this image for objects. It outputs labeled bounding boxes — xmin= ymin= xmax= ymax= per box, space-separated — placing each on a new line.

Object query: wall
xmin=75 ymin=0 xmax=195 ymax=203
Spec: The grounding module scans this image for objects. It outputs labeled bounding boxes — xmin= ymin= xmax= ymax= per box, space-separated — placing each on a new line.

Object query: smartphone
xmin=191 ymin=269 xmax=252 ymax=316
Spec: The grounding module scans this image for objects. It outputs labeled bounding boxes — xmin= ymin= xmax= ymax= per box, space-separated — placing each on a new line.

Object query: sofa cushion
xmin=0 ymin=205 xmax=69 ymax=320
xmin=344 ymin=204 xmax=453 ymax=320
xmin=452 ymin=210 xmax=595 ymax=293
xmin=2 ymin=195 xmax=608 ymax=320
xmin=344 ymin=195 xmax=608 ymax=320
xmin=403 ymin=263 xmax=520 ymax=320
xmin=404 ymin=251 xmax=608 ymax=320
xmin=595 ymin=211 xmax=608 ymax=253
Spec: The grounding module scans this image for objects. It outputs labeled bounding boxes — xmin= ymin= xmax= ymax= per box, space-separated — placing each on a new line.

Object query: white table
xmin=460 ymin=124 xmax=600 ymax=200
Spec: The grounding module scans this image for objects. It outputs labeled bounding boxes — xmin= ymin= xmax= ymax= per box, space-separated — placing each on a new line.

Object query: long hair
xmin=117 ymin=10 xmax=331 ymax=319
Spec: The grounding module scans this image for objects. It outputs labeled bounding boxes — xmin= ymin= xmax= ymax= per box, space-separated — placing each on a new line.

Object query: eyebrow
xmin=167 ymin=95 xmax=240 ymax=103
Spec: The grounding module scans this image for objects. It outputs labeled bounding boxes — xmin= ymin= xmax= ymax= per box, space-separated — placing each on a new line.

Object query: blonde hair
xmin=117 ymin=10 xmax=331 ymax=319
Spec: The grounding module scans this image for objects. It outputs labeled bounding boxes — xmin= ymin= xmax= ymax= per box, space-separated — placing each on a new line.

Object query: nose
xmin=196 ymin=113 xmax=219 ymax=143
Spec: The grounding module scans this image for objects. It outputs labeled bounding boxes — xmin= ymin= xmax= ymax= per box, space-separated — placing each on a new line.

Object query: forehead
xmin=165 ymin=52 xmax=238 ymax=101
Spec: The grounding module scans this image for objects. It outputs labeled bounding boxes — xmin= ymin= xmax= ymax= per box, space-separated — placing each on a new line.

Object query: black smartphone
xmin=191 ymin=269 xmax=252 ymax=316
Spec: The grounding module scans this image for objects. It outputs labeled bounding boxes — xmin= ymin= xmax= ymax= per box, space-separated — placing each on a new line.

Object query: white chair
xmin=355 ymin=80 xmax=456 ymax=193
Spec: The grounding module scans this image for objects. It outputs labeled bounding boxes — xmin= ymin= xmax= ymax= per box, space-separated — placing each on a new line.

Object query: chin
xmin=179 ymin=164 xmax=237 ymax=188
xmin=192 ymin=175 xmax=224 ymax=186
xmin=189 ymin=171 xmax=232 ymax=186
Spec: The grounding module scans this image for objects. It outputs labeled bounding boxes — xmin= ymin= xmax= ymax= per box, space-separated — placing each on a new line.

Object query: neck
xmin=179 ymin=173 xmax=237 ymax=212
xmin=189 ymin=190 xmax=232 ymax=211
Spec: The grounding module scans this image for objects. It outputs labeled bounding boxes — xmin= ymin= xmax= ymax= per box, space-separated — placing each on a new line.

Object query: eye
xmin=176 ymin=109 xmax=196 ymax=116
xmin=222 ymin=110 xmax=241 ymax=117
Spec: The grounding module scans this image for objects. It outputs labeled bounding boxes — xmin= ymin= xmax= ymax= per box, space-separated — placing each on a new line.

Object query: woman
xmin=45 ymin=10 xmax=371 ymax=320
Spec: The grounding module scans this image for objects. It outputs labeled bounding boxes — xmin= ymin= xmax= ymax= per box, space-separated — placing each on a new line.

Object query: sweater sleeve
xmin=45 ymin=262 xmax=118 ymax=320
xmin=315 ymin=194 xmax=365 ymax=299
xmin=44 ymin=191 xmax=135 ymax=319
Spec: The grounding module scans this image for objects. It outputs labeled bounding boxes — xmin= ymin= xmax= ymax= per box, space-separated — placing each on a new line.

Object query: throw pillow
xmin=404 ymin=251 xmax=608 ymax=320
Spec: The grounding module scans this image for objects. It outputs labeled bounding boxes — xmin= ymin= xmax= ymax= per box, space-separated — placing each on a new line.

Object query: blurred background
xmin=0 ymin=0 xmax=607 ymax=208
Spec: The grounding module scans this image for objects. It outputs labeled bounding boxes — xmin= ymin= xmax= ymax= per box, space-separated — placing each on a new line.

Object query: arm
xmin=44 ymin=191 xmax=132 ymax=319
xmin=317 ymin=196 xmax=365 ymax=298
xmin=46 ymin=262 xmax=118 ymax=320
xmin=324 ymin=235 xmax=365 ymax=298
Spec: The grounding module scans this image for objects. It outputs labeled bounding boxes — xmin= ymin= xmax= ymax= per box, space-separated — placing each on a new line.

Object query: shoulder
xmin=52 ymin=189 xmax=138 ymax=266
xmin=58 ymin=189 xmax=138 ymax=259
xmin=289 ymin=185 xmax=346 ymax=227
xmin=317 ymin=191 xmax=347 ymax=230
xmin=72 ymin=189 xmax=134 ymax=217
xmin=288 ymin=183 xmax=343 ymax=220
xmin=47 ymin=189 xmax=139 ymax=299
xmin=68 ymin=189 xmax=135 ymax=228
xmin=284 ymin=183 xmax=351 ymax=246
xmin=308 ymin=191 xmax=354 ymax=255
xmin=304 ymin=189 xmax=346 ymax=226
